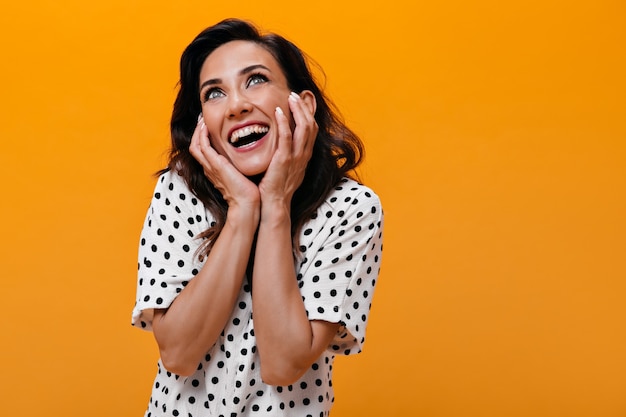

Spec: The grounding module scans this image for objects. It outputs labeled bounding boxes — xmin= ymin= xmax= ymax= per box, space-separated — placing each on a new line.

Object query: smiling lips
xmin=229 ymin=124 xmax=269 ymax=147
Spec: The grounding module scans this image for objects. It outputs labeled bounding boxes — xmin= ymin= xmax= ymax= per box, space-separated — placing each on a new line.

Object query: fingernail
xmin=197 ymin=113 xmax=203 ymax=123
xmin=276 ymin=106 xmax=284 ymax=115
xmin=289 ymin=92 xmax=299 ymax=100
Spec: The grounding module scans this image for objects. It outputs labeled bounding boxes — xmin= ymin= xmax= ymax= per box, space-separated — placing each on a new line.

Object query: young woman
xmin=132 ymin=18 xmax=383 ymax=416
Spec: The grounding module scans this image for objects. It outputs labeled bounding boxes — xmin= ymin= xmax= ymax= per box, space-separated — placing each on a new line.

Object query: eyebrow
xmin=199 ymin=64 xmax=271 ymax=91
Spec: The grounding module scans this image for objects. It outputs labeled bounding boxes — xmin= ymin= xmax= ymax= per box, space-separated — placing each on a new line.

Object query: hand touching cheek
xmin=189 ymin=116 xmax=261 ymax=213
xmin=259 ymin=91 xmax=318 ymax=206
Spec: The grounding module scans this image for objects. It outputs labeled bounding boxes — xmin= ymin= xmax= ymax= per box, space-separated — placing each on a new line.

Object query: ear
xmin=298 ymin=90 xmax=317 ymax=115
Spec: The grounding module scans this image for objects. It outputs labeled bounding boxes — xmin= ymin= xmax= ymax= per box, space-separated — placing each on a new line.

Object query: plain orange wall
xmin=1 ymin=1 xmax=625 ymax=416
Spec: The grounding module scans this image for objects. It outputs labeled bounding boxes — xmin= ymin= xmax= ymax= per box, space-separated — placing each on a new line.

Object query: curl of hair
xmin=162 ymin=18 xmax=364 ymax=259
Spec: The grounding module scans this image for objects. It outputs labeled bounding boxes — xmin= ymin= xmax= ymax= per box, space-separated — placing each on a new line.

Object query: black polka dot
xmin=134 ymin=173 xmax=383 ymax=415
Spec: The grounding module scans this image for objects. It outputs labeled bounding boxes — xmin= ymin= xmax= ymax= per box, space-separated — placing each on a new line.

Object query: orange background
xmin=1 ymin=1 xmax=625 ymax=416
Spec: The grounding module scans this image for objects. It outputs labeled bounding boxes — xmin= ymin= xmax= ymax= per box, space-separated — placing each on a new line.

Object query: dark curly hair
xmin=162 ymin=18 xmax=365 ymax=258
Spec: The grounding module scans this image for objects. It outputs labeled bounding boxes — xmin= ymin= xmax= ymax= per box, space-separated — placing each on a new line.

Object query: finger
xmin=189 ymin=116 xmax=208 ymax=165
xmin=290 ymin=92 xmax=316 ymax=125
xmin=274 ymin=105 xmax=292 ymax=156
xmin=194 ymin=118 xmax=218 ymax=160
xmin=191 ymin=117 xmax=221 ymax=178
xmin=289 ymin=93 xmax=316 ymax=140
xmin=198 ymin=121 xmax=244 ymax=181
xmin=288 ymin=92 xmax=317 ymax=156
xmin=197 ymin=119 xmax=214 ymax=157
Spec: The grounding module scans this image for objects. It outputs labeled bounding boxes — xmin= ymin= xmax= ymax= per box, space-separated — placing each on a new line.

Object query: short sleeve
xmin=297 ymin=180 xmax=384 ymax=355
xmin=131 ymin=171 xmax=210 ymax=331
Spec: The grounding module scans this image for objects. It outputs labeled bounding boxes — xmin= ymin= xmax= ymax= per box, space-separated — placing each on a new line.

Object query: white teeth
xmin=230 ymin=125 xmax=269 ymax=144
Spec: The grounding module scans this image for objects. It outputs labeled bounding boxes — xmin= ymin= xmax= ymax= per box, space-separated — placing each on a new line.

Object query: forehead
xmin=200 ymin=40 xmax=283 ymax=79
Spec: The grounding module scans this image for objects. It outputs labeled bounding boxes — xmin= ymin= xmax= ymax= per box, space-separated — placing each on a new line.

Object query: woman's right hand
xmin=152 ymin=116 xmax=261 ymax=377
xmin=189 ymin=116 xmax=261 ymax=217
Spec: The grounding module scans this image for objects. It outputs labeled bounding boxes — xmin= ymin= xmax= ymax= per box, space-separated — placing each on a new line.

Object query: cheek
xmin=209 ymin=135 xmax=227 ymax=156
xmin=200 ymin=112 xmax=225 ymax=149
xmin=203 ymin=125 xmax=227 ymax=155
xmin=287 ymin=111 xmax=296 ymax=132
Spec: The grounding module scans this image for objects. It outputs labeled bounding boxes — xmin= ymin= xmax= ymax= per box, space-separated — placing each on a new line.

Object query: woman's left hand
xmin=258 ymin=92 xmax=318 ymax=207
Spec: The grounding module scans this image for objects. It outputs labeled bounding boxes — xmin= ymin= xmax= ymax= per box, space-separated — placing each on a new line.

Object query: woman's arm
xmin=251 ymin=92 xmax=339 ymax=385
xmin=151 ymin=118 xmax=261 ymax=377
xmin=151 ymin=205 xmax=257 ymax=376
xmin=252 ymin=201 xmax=340 ymax=386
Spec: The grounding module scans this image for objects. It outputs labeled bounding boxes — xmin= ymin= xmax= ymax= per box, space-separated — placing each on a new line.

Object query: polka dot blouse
xmin=132 ymin=170 xmax=383 ymax=417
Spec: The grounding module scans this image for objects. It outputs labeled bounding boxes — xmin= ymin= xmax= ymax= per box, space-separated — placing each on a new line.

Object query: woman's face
xmin=198 ymin=40 xmax=293 ymax=177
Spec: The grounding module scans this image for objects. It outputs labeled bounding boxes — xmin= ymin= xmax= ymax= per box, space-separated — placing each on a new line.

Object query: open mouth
xmin=229 ymin=124 xmax=269 ymax=148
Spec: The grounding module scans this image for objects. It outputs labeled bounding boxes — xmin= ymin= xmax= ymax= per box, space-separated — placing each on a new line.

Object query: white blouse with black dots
xmin=132 ymin=170 xmax=383 ymax=417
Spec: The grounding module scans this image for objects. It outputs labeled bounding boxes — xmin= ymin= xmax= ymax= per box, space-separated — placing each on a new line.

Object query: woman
xmin=132 ymin=18 xmax=383 ymax=416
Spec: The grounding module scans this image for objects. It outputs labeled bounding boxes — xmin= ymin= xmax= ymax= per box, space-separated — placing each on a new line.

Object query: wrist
xmin=260 ymin=200 xmax=291 ymax=227
xmin=226 ymin=203 xmax=260 ymax=233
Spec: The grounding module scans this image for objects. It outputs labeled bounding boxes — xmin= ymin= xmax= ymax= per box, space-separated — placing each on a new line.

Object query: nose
xmin=226 ymin=91 xmax=253 ymax=119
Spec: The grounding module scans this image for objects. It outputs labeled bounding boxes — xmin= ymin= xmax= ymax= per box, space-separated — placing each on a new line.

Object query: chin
xmin=237 ymin=165 xmax=267 ymax=177
xmin=234 ymin=161 xmax=271 ymax=178
xmin=246 ymin=172 xmax=265 ymax=184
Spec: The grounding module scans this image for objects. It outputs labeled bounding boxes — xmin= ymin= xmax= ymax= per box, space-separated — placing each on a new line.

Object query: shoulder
xmin=322 ymin=177 xmax=382 ymax=216
xmin=150 ymin=169 xmax=202 ymax=206
xmin=153 ymin=169 xmax=192 ymax=195
xmin=299 ymin=178 xmax=382 ymax=242
xmin=146 ymin=170 xmax=211 ymax=232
